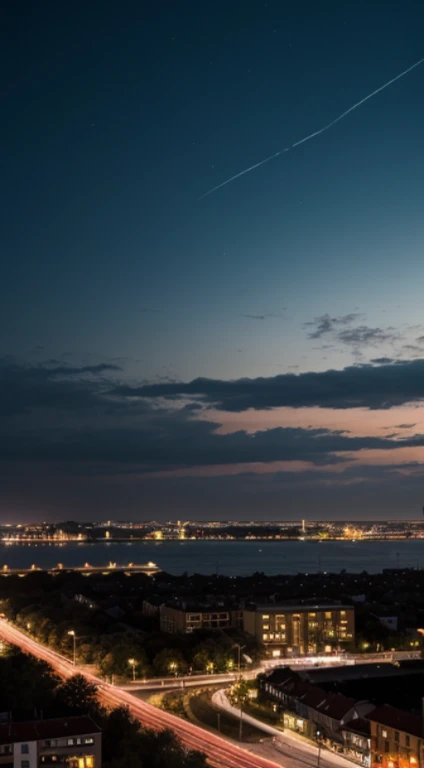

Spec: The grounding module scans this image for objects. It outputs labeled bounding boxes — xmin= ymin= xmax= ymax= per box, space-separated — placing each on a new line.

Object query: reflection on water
xmin=1 ymin=539 xmax=424 ymax=575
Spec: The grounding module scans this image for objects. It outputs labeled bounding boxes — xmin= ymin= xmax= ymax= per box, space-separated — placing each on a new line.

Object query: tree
xmin=228 ymin=677 xmax=251 ymax=740
xmin=55 ymin=674 xmax=99 ymax=716
xmin=153 ymin=648 xmax=187 ymax=676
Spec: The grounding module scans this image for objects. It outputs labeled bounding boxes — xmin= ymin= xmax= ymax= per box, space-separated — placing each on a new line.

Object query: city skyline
xmin=2 ymin=1 xmax=424 ymax=520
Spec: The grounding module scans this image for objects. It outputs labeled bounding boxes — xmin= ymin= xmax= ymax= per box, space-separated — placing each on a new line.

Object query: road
xmin=213 ymin=689 xmax=355 ymax=768
xmin=1 ymin=619 xmax=414 ymax=768
xmin=0 ymin=619 xmax=281 ymax=768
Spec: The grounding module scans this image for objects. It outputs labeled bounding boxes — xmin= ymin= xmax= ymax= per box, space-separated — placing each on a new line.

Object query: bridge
xmin=0 ymin=561 xmax=161 ymax=576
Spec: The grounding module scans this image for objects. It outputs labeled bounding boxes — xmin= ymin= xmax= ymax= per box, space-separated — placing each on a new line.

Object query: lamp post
xmin=169 ymin=662 xmax=178 ymax=676
xmin=128 ymin=658 xmax=136 ymax=682
xmin=316 ymin=729 xmax=322 ymax=768
xmin=233 ymin=643 xmax=246 ymax=676
xmin=68 ymin=630 xmax=76 ymax=666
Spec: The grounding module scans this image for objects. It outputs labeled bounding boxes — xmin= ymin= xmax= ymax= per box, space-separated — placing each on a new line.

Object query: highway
xmin=0 ymin=618 xmax=281 ymax=768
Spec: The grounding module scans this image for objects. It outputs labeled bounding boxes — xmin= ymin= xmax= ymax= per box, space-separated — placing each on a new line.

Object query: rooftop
xmin=368 ymin=706 xmax=423 ymax=739
xmin=0 ymin=717 xmax=101 ymax=745
xmin=247 ymin=604 xmax=352 ymax=613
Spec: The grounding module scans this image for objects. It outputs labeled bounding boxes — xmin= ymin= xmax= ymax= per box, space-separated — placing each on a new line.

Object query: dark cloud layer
xmin=1 ymin=356 xmax=423 ymax=470
xmin=116 ymin=359 xmax=424 ymax=411
xmin=2 ymin=356 xmax=424 ymax=520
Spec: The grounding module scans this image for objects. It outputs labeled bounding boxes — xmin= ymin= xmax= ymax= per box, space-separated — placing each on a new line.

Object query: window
xmin=67 ymin=738 xmax=75 ymax=745
xmin=384 ymin=741 xmax=390 ymax=753
xmin=325 ymin=612 xmax=332 ymax=619
xmin=382 ymin=730 xmax=388 ymax=738
xmin=262 ymin=614 xmax=269 ymax=620
xmin=394 ymin=732 xmax=399 ymax=743
xmin=21 ymin=744 xmax=29 ymax=754
xmin=262 ymin=624 xmax=269 ymax=630
xmin=21 ymin=761 xmax=30 ymax=768
xmin=84 ymin=738 xmax=94 ymax=745
xmin=263 ymin=633 xmax=268 ymax=640
xmin=406 ymin=736 xmax=410 ymax=748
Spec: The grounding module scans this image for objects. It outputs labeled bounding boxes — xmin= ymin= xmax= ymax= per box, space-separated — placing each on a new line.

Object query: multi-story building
xmin=243 ymin=603 xmax=354 ymax=656
xmin=368 ymin=706 xmax=423 ymax=768
xmin=160 ymin=600 xmax=243 ymax=634
xmin=0 ymin=716 xmax=101 ymax=768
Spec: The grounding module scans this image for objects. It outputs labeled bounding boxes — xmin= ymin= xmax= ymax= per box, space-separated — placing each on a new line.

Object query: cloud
xmin=121 ymin=358 xmax=424 ymax=411
xmin=4 ymin=357 xmax=424 ymax=472
xmin=305 ymin=313 xmax=362 ymax=339
xmin=242 ymin=313 xmax=285 ymax=320
xmin=370 ymin=357 xmax=395 ymax=365
xmin=337 ymin=326 xmax=400 ymax=347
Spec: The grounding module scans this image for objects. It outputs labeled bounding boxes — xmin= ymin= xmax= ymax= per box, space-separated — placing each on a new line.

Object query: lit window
xmin=263 ymin=633 xmax=268 ymax=641
xmin=86 ymin=758 xmax=94 ymax=768
xmin=262 ymin=615 xmax=269 ymax=619
xmin=272 ymin=650 xmax=281 ymax=658
xmin=262 ymin=624 xmax=269 ymax=630
xmin=325 ymin=612 xmax=332 ymax=619
xmin=382 ymin=730 xmax=388 ymax=738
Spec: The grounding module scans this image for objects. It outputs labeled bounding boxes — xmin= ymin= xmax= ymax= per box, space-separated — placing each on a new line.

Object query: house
xmin=342 ymin=717 xmax=372 ymax=767
xmin=368 ymin=705 xmax=424 ymax=768
xmin=0 ymin=716 xmax=101 ymax=768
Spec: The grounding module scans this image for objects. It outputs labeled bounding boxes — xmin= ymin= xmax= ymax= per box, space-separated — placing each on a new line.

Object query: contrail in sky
xmin=200 ymin=57 xmax=424 ymax=199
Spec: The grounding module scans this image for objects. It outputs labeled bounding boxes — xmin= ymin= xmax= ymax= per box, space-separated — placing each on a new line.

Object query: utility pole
xmin=217 ymin=713 xmax=221 ymax=732
xmin=239 ymin=703 xmax=243 ymax=741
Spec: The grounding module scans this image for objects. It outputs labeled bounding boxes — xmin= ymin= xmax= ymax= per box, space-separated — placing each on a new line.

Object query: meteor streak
xmin=200 ymin=57 xmax=424 ymax=199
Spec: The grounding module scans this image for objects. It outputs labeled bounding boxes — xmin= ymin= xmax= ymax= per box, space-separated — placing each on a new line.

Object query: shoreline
xmin=1 ymin=535 xmax=424 ymax=544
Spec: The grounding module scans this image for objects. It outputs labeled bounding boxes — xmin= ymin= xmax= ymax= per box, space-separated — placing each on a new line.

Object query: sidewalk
xmin=212 ymin=690 xmax=357 ymax=768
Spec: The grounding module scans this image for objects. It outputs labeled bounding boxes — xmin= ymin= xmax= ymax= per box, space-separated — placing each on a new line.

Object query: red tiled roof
xmin=368 ymin=706 xmax=423 ymax=739
xmin=0 ymin=716 xmax=101 ymax=745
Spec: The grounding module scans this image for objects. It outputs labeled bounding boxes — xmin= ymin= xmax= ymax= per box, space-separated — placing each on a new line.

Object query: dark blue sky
xmin=1 ymin=1 xmax=424 ymax=521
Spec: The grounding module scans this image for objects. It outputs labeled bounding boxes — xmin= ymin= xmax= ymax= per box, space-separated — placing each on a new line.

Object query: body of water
xmin=0 ymin=539 xmax=423 ymax=575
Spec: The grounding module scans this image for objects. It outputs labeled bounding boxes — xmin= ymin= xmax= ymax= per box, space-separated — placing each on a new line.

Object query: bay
xmin=1 ymin=539 xmax=424 ymax=575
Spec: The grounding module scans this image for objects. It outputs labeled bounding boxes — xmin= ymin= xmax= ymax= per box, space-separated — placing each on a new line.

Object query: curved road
xmin=0 ymin=619 xmax=281 ymax=768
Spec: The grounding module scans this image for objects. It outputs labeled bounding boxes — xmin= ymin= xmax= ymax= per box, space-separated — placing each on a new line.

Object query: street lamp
xmin=233 ymin=644 xmax=246 ymax=676
xmin=68 ymin=630 xmax=76 ymax=665
xmin=128 ymin=658 xmax=136 ymax=682
xmin=169 ymin=661 xmax=178 ymax=676
xmin=316 ymin=729 xmax=322 ymax=768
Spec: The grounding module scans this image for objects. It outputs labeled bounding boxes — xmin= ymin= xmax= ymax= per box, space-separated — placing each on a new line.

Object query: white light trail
xmin=200 ymin=57 xmax=424 ymax=199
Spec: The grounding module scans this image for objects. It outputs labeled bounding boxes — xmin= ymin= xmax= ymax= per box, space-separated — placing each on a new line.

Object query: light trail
xmin=200 ymin=56 xmax=424 ymax=198
xmin=0 ymin=619 xmax=282 ymax=768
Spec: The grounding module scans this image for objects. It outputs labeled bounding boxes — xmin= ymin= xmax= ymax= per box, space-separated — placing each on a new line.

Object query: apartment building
xmin=368 ymin=706 xmax=423 ymax=768
xmin=159 ymin=600 xmax=243 ymax=634
xmin=243 ymin=603 xmax=354 ymax=656
xmin=0 ymin=716 xmax=101 ymax=768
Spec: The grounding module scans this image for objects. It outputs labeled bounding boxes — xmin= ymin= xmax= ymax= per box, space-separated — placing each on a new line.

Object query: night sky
xmin=2 ymin=1 xmax=424 ymax=521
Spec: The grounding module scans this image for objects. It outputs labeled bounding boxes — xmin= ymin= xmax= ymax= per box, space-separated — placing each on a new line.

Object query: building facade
xmin=243 ymin=604 xmax=354 ymax=656
xmin=0 ymin=716 xmax=101 ymax=768
xmin=160 ymin=602 xmax=243 ymax=634
xmin=368 ymin=706 xmax=423 ymax=768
